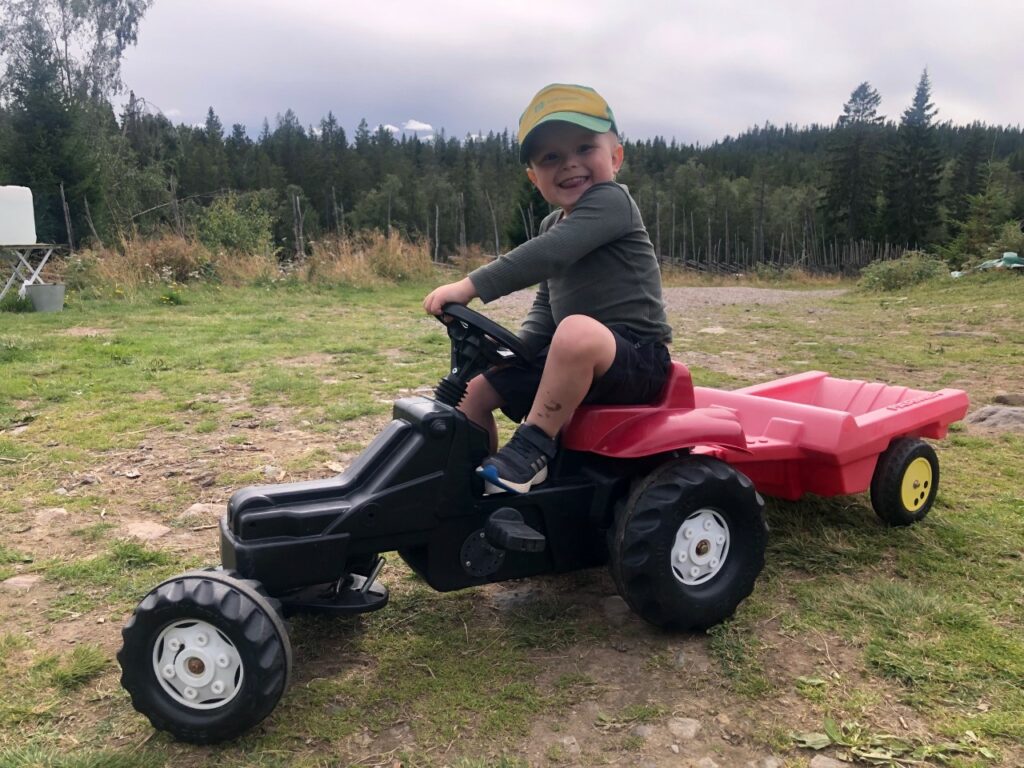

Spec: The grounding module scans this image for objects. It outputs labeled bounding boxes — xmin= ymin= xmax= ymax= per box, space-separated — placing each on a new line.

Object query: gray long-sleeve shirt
xmin=468 ymin=182 xmax=672 ymax=356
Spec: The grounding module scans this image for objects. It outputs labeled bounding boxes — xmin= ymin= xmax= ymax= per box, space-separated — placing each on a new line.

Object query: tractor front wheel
xmin=118 ymin=569 xmax=292 ymax=744
xmin=610 ymin=457 xmax=767 ymax=630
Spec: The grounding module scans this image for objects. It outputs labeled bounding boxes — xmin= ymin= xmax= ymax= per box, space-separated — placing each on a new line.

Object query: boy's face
xmin=525 ymin=122 xmax=624 ymax=215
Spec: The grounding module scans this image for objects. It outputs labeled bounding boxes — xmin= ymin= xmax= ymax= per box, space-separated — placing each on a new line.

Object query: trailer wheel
xmin=610 ymin=457 xmax=767 ymax=630
xmin=118 ymin=569 xmax=292 ymax=744
xmin=870 ymin=437 xmax=939 ymax=526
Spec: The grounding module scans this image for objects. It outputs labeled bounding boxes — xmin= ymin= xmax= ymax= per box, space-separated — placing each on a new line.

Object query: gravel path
xmin=486 ymin=285 xmax=846 ymax=320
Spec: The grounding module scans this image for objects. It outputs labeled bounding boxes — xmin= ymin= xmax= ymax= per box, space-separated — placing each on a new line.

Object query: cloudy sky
xmin=120 ymin=0 xmax=1023 ymax=145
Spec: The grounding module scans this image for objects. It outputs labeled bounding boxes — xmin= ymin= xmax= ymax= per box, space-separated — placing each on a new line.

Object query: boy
xmin=423 ymin=83 xmax=672 ymax=493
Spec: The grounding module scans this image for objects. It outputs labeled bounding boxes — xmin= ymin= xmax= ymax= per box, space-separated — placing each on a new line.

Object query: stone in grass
xmin=602 ymin=595 xmax=632 ymax=625
xmin=810 ymin=756 xmax=847 ymax=768
xmin=695 ymin=758 xmax=720 ymax=768
xmin=993 ymin=393 xmax=1024 ymax=407
xmin=179 ymin=503 xmax=223 ymax=523
xmin=965 ymin=405 xmax=1024 ymax=432
xmin=557 ymin=736 xmax=581 ymax=757
xmin=2 ymin=574 xmax=42 ymax=591
xmin=746 ymin=758 xmax=782 ymax=768
xmin=124 ymin=520 xmax=171 ymax=541
xmin=667 ymin=717 xmax=702 ymax=740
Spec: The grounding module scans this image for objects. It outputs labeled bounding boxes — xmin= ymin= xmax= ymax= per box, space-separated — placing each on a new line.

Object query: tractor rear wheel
xmin=610 ymin=457 xmax=767 ymax=630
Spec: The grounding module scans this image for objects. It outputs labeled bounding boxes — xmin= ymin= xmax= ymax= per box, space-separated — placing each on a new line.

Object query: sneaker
xmin=477 ymin=423 xmax=557 ymax=494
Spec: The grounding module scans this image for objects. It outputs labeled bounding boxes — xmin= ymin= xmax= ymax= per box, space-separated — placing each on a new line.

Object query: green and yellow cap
xmin=518 ymin=83 xmax=618 ymax=163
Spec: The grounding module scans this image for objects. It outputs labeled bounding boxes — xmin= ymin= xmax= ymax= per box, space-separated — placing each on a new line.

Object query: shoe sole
xmin=478 ymin=465 xmax=548 ymax=495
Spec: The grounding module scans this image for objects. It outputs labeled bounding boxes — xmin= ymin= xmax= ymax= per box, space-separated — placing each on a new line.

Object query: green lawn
xmin=0 ymin=274 xmax=1021 ymax=767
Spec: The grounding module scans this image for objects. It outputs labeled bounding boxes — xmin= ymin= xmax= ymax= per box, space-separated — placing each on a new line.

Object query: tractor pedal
xmin=485 ymin=508 xmax=546 ymax=553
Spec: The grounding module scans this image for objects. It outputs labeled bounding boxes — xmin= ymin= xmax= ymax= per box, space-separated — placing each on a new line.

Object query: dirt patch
xmin=61 ymin=326 xmax=112 ymax=337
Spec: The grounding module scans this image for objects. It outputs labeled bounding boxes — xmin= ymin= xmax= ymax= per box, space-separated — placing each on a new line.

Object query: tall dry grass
xmin=59 ymin=231 xmax=439 ymax=297
xmin=304 ymin=231 xmax=434 ymax=286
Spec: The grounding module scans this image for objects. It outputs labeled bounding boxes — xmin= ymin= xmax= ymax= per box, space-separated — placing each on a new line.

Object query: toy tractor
xmin=118 ymin=305 xmax=967 ymax=743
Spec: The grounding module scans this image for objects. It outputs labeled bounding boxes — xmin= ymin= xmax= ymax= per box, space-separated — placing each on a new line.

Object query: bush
xmin=858 ymin=252 xmax=947 ymax=291
xmin=197 ymin=192 xmax=275 ymax=256
xmin=993 ymin=220 xmax=1024 ymax=259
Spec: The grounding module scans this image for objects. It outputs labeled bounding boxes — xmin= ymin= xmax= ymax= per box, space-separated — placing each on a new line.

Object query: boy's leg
xmin=525 ymin=315 xmax=617 ymax=438
xmin=479 ymin=315 xmax=616 ymax=493
xmin=459 ymin=374 xmax=504 ymax=454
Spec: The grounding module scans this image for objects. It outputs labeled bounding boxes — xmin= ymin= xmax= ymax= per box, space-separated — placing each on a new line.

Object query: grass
xmin=0 ymin=270 xmax=1022 ymax=766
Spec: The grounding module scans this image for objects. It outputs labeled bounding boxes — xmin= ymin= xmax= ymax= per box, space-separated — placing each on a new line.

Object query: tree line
xmin=2 ymin=0 xmax=1023 ymax=273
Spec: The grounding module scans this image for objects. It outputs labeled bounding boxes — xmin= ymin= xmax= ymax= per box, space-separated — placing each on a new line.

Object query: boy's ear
xmin=526 ymin=166 xmax=539 ymax=187
xmin=612 ymin=143 xmax=624 ymax=173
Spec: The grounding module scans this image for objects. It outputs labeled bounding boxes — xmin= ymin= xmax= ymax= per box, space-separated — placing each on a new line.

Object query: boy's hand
xmin=423 ymin=277 xmax=477 ymax=316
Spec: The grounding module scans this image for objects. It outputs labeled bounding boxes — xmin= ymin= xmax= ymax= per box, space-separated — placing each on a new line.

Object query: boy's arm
xmin=518 ymin=281 xmax=555 ymax=357
xmin=423 ymin=277 xmax=477 ymax=316
xmin=469 ymin=183 xmax=634 ymax=303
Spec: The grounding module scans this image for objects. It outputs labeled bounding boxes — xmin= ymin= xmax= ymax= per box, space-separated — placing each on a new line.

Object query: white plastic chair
xmin=1 ymin=186 xmax=57 ymax=301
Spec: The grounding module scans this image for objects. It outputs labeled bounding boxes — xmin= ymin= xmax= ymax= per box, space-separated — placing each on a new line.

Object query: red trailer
xmin=564 ymin=363 xmax=969 ymax=525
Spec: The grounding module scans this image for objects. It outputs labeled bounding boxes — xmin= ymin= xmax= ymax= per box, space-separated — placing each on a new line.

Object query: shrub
xmin=858 ymin=252 xmax=947 ymax=291
xmin=993 ymin=220 xmax=1024 ymax=259
xmin=197 ymin=191 xmax=275 ymax=257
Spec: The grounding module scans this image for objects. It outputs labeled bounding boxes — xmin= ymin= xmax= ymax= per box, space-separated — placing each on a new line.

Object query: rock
xmin=558 ymin=736 xmax=581 ymax=756
xmin=180 ymin=502 xmax=223 ymax=523
xmin=993 ymin=393 xmax=1024 ymax=407
xmin=746 ymin=758 xmax=782 ymax=768
xmin=263 ymin=465 xmax=285 ymax=481
xmin=699 ymin=326 xmax=728 ymax=335
xmin=34 ymin=507 xmax=68 ymax=526
xmin=715 ymin=713 xmax=732 ymax=726
xmin=631 ymin=724 xmax=654 ymax=739
xmin=124 ymin=521 xmax=171 ymax=541
xmin=810 ymin=757 xmax=846 ymax=768
xmin=670 ymin=744 xmax=680 ymax=754
xmin=2 ymin=574 xmax=42 ymax=591
xmin=965 ymin=405 xmax=1024 ymax=432
xmin=667 ymin=717 xmax=701 ymax=740
xmin=695 ymin=758 xmax=720 ymax=768
xmin=602 ymin=595 xmax=632 ymax=625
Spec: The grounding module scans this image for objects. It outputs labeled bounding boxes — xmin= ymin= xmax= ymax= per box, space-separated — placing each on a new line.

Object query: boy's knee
xmin=550 ymin=315 xmax=615 ymax=360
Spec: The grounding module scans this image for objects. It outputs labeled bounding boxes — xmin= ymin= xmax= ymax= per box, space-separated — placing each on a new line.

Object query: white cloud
xmin=403 ymin=119 xmax=433 ymax=132
xmin=381 ymin=123 xmax=400 ymax=134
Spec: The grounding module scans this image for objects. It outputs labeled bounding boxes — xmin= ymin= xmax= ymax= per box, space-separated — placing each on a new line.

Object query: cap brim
xmin=519 ymin=112 xmax=615 ymax=163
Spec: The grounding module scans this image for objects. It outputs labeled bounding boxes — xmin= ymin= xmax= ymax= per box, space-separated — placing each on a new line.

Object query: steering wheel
xmin=438 ymin=303 xmax=532 ymax=367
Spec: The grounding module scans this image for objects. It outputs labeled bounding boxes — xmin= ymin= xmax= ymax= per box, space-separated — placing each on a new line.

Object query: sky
xmin=120 ymin=0 xmax=1024 ymax=146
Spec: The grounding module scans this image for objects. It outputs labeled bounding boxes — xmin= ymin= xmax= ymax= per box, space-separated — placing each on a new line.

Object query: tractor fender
xmin=565 ymin=406 xmax=747 ymax=459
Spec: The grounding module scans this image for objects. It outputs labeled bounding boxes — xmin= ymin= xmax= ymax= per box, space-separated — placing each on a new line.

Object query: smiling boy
xmin=423 ymin=83 xmax=672 ymax=493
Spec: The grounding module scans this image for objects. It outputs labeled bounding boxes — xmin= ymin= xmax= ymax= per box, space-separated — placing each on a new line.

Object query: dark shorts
xmin=483 ymin=324 xmax=672 ymax=423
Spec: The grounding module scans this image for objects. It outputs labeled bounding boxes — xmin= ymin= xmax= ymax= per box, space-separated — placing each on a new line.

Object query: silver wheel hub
xmin=153 ymin=619 xmax=242 ymax=710
xmin=671 ymin=508 xmax=730 ymax=585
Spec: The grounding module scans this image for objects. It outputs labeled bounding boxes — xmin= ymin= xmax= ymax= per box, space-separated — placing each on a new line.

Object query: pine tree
xmin=882 ymin=70 xmax=944 ymax=247
xmin=821 ymin=82 xmax=885 ymax=242
xmin=946 ymin=125 xmax=987 ymax=237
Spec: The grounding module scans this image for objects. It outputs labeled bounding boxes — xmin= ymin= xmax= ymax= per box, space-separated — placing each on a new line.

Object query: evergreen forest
xmin=2 ymin=0 xmax=1023 ymax=274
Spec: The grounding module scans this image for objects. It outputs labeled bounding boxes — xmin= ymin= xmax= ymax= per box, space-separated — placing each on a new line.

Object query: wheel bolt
xmin=211 ymin=681 xmax=225 ymax=695
xmin=690 ymin=566 xmax=700 ymax=578
xmin=678 ymin=552 xmax=687 ymax=562
xmin=162 ymin=665 xmax=175 ymax=679
xmin=710 ymin=558 xmax=720 ymax=567
xmin=716 ymin=535 xmax=725 ymax=544
xmin=184 ymin=686 xmax=197 ymax=700
xmin=167 ymin=638 xmax=181 ymax=652
xmin=684 ymin=528 xmax=694 ymax=539
xmin=216 ymin=654 xmax=229 ymax=668
xmin=703 ymin=519 xmax=713 ymax=530
xmin=195 ymin=633 xmax=208 ymax=646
